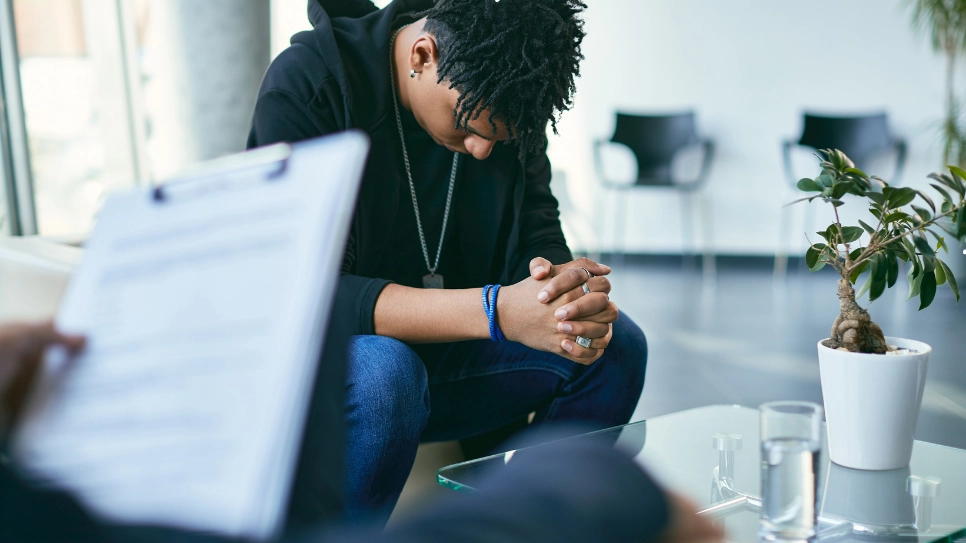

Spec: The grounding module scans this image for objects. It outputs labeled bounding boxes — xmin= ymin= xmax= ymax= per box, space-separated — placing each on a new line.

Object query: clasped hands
xmin=498 ymin=257 xmax=618 ymax=365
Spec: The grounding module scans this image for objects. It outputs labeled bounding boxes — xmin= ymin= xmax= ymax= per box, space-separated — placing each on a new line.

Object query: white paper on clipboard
xmin=13 ymin=131 xmax=369 ymax=541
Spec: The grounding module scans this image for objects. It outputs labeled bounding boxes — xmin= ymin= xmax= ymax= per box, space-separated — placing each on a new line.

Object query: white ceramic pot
xmin=817 ymin=337 xmax=931 ymax=470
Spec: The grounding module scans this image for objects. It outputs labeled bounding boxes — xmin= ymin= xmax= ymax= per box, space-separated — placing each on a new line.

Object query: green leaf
xmin=937 ymin=259 xmax=960 ymax=302
xmin=914 ymin=236 xmax=936 ymax=257
xmin=932 ymin=171 xmax=966 ymax=197
xmin=937 ymin=236 xmax=947 ymax=253
xmin=928 ymin=168 xmax=964 ymax=196
xmin=856 ymin=268 xmax=874 ymax=299
xmin=870 ymin=255 xmax=888 ymax=302
xmin=887 ymin=251 xmax=899 ymax=288
xmin=942 ymin=200 xmax=953 ymax=214
xmin=850 ymin=260 xmax=871 ymax=283
xmin=947 ymin=165 xmax=966 ymax=194
xmin=930 ymin=183 xmax=953 ymax=204
xmin=907 ymin=264 xmax=924 ymax=300
xmin=818 ymin=225 xmax=840 ymax=245
xmin=806 ymin=245 xmax=826 ymax=271
xmin=919 ymin=270 xmax=937 ymax=310
xmin=923 ymin=255 xmax=937 ymax=274
xmin=841 ymin=226 xmax=864 ymax=243
xmin=883 ymin=211 xmax=912 ymax=224
xmin=816 ymin=174 xmax=835 ymax=188
xmin=858 ymin=220 xmax=876 ymax=235
xmin=938 ymin=219 xmax=959 ymax=237
xmin=845 ymin=167 xmax=868 ymax=178
xmin=957 ymin=207 xmax=966 ymax=238
xmin=883 ymin=187 xmax=917 ymax=208
xmin=827 ymin=198 xmax=845 ymax=207
xmin=797 ymin=178 xmax=823 ymax=192
xmin=831 ymin=183 xmax=852 ymax=199
xmin=936 ymin=259 xmax=947 ymax=285
xmin=866 ymin=192 xmax=886 ymax=206
xmin=900 ymin=237 xmax=917 ymax=261
xmin=917 ymin=190 xmax=937 ymax=213
xmin=912 ymin=205 xmax=932 ymax=223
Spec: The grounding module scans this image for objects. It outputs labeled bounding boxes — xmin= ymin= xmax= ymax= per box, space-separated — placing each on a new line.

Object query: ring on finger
xmin=581 ymin=282 xmax=591 ymax=295
xmin=575 ymin=335 xmax=592 ymax=348
xmin=577 ymin=266 xmax=594 ymax=281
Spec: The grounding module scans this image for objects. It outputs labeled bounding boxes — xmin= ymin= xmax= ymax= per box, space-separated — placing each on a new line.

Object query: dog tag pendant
xmin=422 ymin=273 xmax=444 ymax=289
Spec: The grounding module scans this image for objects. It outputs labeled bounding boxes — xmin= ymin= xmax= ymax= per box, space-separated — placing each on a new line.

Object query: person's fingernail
xmin=555 ymin=308 xmax=568 ymax=319
xmin=562 ymin=341 xmax=573 ymax=352
xmin=533 ymin=266 xmax=546 ymax=275
xmin=537 ymin=290 xmax=549 ymax=302
xmin=559 ymin=323 xmax=573 ymax=333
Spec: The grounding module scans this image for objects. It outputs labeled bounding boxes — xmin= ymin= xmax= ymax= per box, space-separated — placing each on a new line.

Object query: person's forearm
xmin=373 ymin=284 xmax=489 ymax=343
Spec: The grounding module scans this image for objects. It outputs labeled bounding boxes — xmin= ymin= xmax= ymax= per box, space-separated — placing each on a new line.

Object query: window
xmin=10 ymin=0 xmax=142 ymax=238
xmin=1 ymin=0 xmax=294 ymax=239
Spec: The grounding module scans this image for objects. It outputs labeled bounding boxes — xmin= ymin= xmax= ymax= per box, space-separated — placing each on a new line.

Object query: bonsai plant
xmin=789 ymin=149 xmax=966 ymax=470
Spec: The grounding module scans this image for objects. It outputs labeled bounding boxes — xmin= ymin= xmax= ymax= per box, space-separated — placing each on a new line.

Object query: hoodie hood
xmin=308 ymin=0 xmax=378 ymax=26
xmin=296 ymin=0 xmax=433 ymax=131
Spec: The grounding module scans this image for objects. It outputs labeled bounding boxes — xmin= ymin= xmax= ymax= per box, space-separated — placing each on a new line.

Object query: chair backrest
xmin=797 ymin=112 xmax=893 ymax=169
xmin=610 ymin=112 xmax=698 ymax=186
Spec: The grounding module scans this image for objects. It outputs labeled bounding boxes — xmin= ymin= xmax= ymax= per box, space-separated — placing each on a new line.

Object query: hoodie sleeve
xmin=248 ymin=89 xmax=391 ymax=336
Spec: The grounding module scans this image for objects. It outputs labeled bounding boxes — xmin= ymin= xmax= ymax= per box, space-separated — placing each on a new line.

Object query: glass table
xmin=437 ymin=405 xmax=966 ymax=542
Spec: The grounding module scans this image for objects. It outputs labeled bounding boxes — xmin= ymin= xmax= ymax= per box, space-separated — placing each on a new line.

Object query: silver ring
xmin=577 ymin=267 xmax=594 ymax=280
xmin=576 ymin=336 xmax=592 ymax=348
xmin=581 ymin=282 xmax=591 ymax=295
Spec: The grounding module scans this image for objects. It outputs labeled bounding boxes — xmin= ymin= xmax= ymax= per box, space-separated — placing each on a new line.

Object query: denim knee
xmin=607 ymin=312 xmax=648 ymax=398
xmin=345 ymin=336 xmax=430 ymax=442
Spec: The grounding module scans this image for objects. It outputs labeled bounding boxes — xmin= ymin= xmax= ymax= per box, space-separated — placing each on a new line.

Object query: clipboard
xmin=13 ymin=131 xmax=370 ymax=541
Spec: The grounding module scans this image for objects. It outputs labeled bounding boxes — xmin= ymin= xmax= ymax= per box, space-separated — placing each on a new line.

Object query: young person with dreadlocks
xmin=248 ymin=0 xmax=650 ymax=524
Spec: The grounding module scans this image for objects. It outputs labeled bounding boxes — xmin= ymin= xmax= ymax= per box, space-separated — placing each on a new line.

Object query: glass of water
xmin=759 ymin=401 xmax=823 ymax=541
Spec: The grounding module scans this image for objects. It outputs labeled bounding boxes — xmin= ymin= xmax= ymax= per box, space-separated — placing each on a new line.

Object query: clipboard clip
xmin=152 ymin=143 xmax=293 ymax=203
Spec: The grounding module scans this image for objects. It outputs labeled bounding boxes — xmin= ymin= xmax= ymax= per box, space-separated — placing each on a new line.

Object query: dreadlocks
xmin=421 ymin=0 xmax=587 ymax=156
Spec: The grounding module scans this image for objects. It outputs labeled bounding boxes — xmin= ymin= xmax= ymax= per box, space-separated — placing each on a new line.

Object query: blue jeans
xmin=342 ymin=312 xmax=648 ymax=524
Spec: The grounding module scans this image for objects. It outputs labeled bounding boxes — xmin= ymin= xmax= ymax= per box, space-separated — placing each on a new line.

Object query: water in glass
xmin=760 ymin=437 xmax=820 ymax=540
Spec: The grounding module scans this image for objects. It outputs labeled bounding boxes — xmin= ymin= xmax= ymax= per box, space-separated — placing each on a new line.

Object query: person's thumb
xmin=529 ymin=257 xmax=553 ymax=280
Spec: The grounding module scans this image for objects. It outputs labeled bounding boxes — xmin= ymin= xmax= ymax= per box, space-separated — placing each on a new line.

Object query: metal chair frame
xmin=593 ymin=112 xmax=716 ymax=279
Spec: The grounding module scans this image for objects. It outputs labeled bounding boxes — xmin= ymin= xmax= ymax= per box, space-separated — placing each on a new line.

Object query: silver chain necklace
xmin=390 ymin=27 xmax=459 ymax=289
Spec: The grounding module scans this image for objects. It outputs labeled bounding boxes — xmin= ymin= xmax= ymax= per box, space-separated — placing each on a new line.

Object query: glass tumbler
xmin=759 ymin=401 xmax=823 ymax=541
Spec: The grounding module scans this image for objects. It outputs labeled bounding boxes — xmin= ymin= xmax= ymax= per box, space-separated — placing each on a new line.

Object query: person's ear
xmin=409 ymin=33 xmax=439 ymax=77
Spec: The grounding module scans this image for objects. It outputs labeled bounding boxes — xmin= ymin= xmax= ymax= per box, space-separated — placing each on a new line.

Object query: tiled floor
xmin=616 ymin=255 xmax=966 ymax=450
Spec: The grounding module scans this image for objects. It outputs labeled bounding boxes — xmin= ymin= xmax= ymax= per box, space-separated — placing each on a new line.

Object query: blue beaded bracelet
xmin=482 ymin=284 xmax=506 ymax=343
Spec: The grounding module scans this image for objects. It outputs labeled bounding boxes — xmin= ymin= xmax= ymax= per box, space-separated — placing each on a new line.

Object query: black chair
xmin=776 ymin=112 xmax=907 ymax=277
xmin=593 ymin=112 xmax=715 ymax=276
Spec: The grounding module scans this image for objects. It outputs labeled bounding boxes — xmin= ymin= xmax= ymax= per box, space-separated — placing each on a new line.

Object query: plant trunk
xmin=826 ymin=279 xmax=888 ymax=354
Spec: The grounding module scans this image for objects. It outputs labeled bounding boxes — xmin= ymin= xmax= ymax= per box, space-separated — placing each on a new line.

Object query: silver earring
xmin=410 ymin=69 xmax=416 ymax=78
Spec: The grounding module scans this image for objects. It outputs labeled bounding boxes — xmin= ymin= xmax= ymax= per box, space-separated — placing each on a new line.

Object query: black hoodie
xmin=248 ymin=0 xmax=572 ymax=336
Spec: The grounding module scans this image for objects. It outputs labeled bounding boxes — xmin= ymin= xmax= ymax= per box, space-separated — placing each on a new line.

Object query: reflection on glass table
xmin=437 ymin=406 xmax=966 ymax=543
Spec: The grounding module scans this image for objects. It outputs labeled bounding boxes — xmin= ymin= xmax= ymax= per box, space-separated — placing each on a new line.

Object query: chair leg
xmin=613 ymin=189 xmax=627 ymax=269
xmin=698 ymin=191 xmax=716 ymax=282
xmin=774 ymin=190 xmax=791 ymax=280
xmin=680 ymin=189 xmax=695 ymax=270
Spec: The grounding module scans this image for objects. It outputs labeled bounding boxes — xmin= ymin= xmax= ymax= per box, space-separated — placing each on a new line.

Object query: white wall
xmin=549 ymin=0 xmax=953 ymax=255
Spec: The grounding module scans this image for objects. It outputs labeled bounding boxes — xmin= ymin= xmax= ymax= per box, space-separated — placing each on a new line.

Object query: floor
xmin=388 ymin=254 xmax=966 ymax=524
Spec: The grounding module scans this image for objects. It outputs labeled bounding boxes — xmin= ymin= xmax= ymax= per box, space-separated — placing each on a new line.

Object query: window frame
xmin=0 ymin=0 xmax=37 ymax=236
